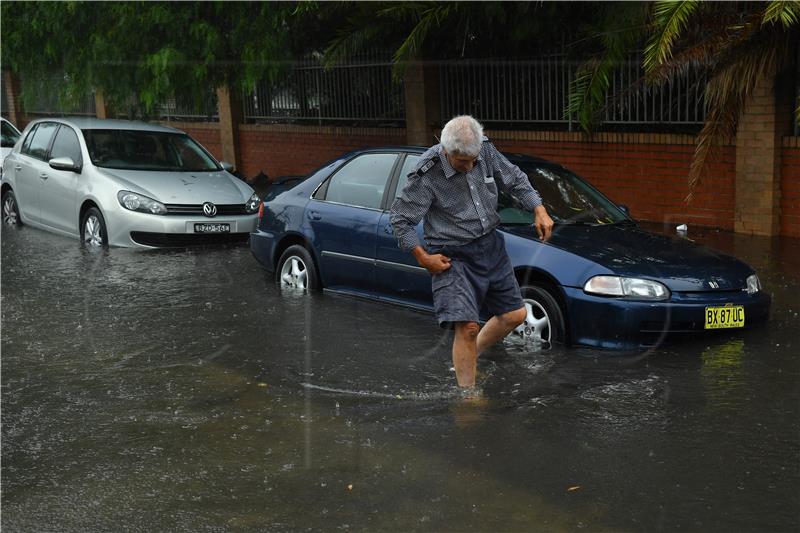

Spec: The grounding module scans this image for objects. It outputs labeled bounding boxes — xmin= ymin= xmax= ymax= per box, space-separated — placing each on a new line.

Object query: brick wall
xmin=237 ymin=124 xmax=406 ymax=179
xmin=489 ymin=131 xmax=736 ymax=230
xmin=781 ymin=137 xmax=800 ymax=238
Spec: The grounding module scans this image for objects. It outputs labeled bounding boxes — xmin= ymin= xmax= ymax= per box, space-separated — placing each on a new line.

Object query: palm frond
xmin=324 ymin=23 xmax=384 ymax=67
xmin=565 ymin=58 xmax=613 ymax=131
xmin=644 ymin=0 xmax=700 ymax=72
xmin=392 ymin=4 xmax=456 ymax=76
xmin=762 ymin=0 xmax=800 ymax=27
xmin=686 ymin=29 xmax=789 ymax=198
xmin=565 ymin=3 xmax=648 ymax=132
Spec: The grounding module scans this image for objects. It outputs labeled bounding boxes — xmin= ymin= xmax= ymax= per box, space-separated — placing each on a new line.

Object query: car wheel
xmin=2 ymin=189 xmax=22 ymax=226
xmin=277 ymin=245 xmax=319 ymax=291
xmin=508 ymin=284 xmax=566 ymax=345
xmin=81 ymin=207 xmax=108 ymax=248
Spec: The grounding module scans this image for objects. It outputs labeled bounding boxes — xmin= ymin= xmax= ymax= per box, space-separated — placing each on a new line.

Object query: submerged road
xmin=2 ymin=224 xmax=799 ymax=532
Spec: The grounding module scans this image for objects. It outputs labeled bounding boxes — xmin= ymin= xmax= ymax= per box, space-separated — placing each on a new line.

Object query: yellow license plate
xmin=704 ymin=305 xmax=745 ymax=329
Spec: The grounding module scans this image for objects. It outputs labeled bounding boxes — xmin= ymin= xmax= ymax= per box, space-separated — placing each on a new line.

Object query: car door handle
xmin=384 ymin=226 xmax=393 ymax=235
xmin=39 ymin=173 xmax=49 ymax=180
xmin=14 ymin=165 xmax=22 ymax=171
xmin=307 ymin=211 xmax=321 ymax=221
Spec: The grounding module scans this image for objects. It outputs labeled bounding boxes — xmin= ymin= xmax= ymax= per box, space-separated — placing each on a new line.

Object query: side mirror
xmin=220 ymin=161 xmax=234 ymax=172
xmin=49 ymin=156 xmax=81 ymax=173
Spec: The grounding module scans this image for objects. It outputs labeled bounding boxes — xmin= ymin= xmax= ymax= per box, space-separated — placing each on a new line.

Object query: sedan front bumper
xmin=563 ymin=286 xmax=771 ymax=350
xmin=105 ymin=203 xmax=258 ymax=248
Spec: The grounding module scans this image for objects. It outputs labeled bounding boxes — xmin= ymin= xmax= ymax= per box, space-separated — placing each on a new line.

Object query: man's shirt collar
xmin=437 ymin=144 xmax=483 ymax=179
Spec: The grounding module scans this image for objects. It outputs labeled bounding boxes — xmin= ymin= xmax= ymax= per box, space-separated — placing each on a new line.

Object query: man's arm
xmin=389 ymin=173 xmax=451 ymax=273
xmin=489 ymin=144 xmax=554 ymax=241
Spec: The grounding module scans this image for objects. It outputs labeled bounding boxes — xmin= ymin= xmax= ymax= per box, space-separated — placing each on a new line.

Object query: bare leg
xmin=476 ymin=306 xmax=527 ymax=355
xmin=452 ymin=321 xmax=481 ymax=387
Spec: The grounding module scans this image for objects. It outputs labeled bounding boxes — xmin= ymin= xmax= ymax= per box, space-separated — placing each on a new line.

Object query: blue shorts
xmin=428 ymin=230 xmax=524 ymax=328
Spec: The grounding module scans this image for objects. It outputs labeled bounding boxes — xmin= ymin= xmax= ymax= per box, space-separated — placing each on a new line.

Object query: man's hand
xmin=534 ymin=205 xmax=554 ymax=242
xmin=412 ymin=246 xmax=451 ymax=274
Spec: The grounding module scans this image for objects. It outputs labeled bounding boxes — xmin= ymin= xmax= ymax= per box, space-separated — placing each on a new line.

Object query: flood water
xmin=2 ymin=224 xmax=799 ymax=532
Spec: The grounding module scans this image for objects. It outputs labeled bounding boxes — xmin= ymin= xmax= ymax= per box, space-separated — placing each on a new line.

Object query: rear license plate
xmin=704 ymin=305 xmax=745 ymax=329
xmin=194 ymin=223 xmax=230 ymax=233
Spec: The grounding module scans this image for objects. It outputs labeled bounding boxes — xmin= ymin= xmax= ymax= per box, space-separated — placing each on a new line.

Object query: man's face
xmin=444 ymin=150 xmax=478 ymax=174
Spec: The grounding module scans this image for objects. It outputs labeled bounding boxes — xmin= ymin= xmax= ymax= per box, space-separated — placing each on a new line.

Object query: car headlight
xmin=746 ymin=274 xmax=761 ymax=295
xmin=244 ymin=192 xmax=260 ymax=214
xmin=117 ymin=191 xmax=167 ymax=215
xmin=584 ymin=275 xmax=670 ymax=300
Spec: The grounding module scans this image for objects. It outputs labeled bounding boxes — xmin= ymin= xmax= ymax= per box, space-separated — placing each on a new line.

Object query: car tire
xmin=277 ymin=245 xmax=319 ymax=291
xmin=81 ymin=207 xmax=108 ymax=248
xmin=510 ymin=284 xmax=567 ymax=345
xmin=2 ymin=189 xmax=22 ymax=226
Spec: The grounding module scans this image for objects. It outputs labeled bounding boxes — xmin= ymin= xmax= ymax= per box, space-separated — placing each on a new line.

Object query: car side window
xmin=393 ymin=155 xmax=422 ymax=199
xmin=20 ymin=124 xmax=39 ymax=155
xmin=22 ymin=122 xmax=58 ymax=161
xmin=322 ymin=153 xmax=398 ymax=210
xmin=49 ymin=126 xmax=83 ymax=166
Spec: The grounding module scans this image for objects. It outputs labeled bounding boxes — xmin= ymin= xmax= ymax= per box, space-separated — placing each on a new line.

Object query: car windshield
xmin=498 ymin=163 xmax=629 ymax=226
xmin=1 ymin=120 xmax=21 ymax=148
xmin=82 ymin=129 xmax=219 ymax=172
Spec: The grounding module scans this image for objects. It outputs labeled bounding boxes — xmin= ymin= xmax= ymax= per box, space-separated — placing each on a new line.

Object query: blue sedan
xmin=250 ymin=147 xmax=770 ymax=350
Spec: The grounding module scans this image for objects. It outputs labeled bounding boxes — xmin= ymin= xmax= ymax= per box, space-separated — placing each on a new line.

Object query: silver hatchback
xmin=1 ymin=118 xmax=259 ymax=247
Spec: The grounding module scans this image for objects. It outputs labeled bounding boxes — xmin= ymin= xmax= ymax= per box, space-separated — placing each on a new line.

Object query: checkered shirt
xmin=389 ymin=141 xmax=542 ymax=251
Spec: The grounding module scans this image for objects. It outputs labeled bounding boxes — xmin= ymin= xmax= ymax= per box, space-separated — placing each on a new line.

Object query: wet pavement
xmin=2 ymin=223 xmax=799 ymax=532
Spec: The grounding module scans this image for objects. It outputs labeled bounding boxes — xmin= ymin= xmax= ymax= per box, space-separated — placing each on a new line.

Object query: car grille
xmin=130 ymin=232 xmax=249 ymax=247
xmin=164 ymin=204 xmax=248 ymax=216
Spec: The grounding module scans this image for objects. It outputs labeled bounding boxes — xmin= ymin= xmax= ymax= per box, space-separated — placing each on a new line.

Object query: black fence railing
xmin=243 ymin=52 xmax=404 ymax=126
xmin=439 ymin=53 xmax=707 ymax=130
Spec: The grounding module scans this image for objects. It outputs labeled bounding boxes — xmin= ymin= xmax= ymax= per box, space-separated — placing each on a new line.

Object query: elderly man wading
xmin=390 ymin=115 xmax=554 ymax=389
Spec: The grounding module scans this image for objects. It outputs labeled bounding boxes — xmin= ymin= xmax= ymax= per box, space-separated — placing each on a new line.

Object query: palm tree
xmin=569 ymin=1 xmax=799 ymax=200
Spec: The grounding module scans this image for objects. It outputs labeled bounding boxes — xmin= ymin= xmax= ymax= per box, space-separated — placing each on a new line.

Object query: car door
xmin=13 ymin=122 xmax=59 ymax=224
xmin=374 ymin=153 xmax=433 ymax=306
xmin=39 ymin=124 xmax=82 ymax=234
xmin=307 ymin=152 xmax=399 ymax=292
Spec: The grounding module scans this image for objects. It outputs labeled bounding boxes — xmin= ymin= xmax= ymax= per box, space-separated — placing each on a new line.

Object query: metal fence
xmin=243 ymin=53 xmax=404 ymax=125
xmin=440 ymin=53 xmax=707 ymax=129
xmin=154 ymin=93 xmax=218 ymax=122
xmin=22 ymin=74 xmax=96 ymax=117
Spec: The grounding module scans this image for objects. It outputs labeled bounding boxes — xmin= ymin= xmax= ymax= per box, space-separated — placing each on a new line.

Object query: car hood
xmin=99 ymin=168 xmax=251 ymax=204
xmin=502 ymin=224 xmax=754 ymax=292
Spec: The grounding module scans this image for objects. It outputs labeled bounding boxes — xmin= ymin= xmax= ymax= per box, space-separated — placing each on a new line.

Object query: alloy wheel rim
xmin=3 ymin=196 xmax=18 ymax=225
xmin=84 ymin=215 xmax=103 ymax=247
xmin=511 ymin=298 xmax=551 ymax=344
xmin=280 ymin=256 xmax=308 ymax=289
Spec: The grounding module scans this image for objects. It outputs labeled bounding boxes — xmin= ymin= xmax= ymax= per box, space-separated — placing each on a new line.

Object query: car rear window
xmin=82 ymin=129 xmax=219 ymax=172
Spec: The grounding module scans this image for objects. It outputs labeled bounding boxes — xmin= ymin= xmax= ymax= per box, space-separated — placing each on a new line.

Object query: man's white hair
xmin=440 ymin=115 xmax=484 ymax=157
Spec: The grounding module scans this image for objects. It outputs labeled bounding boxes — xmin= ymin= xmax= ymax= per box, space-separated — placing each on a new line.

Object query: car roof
xmin=350 ymin=145 xmax=556 ymax=167
xmin=27 ymin=117 xmax=183 ymax=134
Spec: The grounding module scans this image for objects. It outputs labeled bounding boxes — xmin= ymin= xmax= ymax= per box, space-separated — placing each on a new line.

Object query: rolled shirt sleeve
xmin=389 ymin=172 xmax=433 ymax=251
xmin=488 ymin=144 xmax=542 ymax=211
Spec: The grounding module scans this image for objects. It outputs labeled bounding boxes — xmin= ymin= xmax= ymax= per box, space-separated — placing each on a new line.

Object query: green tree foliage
xmin=0 ymin=1 xmax=301 ymax=115
xmin=319 ymin=1 xmax=615 ymax=74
